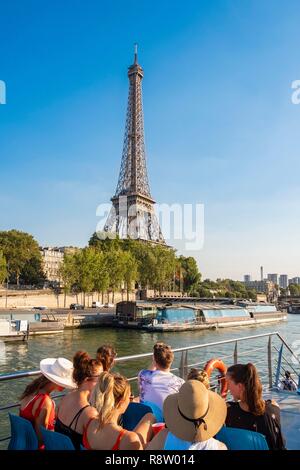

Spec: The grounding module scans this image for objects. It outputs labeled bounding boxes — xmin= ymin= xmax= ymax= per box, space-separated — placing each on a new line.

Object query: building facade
xmin=279 ymin=274 xmax=288 ymax=289
xmin=289 ymin=277 xmax=300 ymax=285
xmin=244 ymin=279 xmax=277 ymax=300
xmin=267 ymin=273 xmax=278 ymax=285
xmin=40 ymin=247 xmax=77 ymax=285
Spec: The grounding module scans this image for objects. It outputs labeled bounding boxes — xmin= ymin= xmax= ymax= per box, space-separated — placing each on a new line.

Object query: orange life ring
xmin=204 ymin=358 xmax=228 ymax=399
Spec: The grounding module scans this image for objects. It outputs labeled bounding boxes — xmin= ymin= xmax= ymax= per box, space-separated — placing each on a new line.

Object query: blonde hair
xmin=187 ymin=368 xmax=210 ymax=389
xmin=93 ymin=371 xmax=130 ymax=427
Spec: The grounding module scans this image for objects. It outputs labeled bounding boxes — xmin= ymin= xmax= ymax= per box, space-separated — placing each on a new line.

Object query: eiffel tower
xmin=103 ymin=46 xmax=165 ymax=244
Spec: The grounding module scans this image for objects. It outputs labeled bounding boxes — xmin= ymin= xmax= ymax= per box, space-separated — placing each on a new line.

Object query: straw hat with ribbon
xmin=40 ymin=357 xmax=77 ymax=390
xmin=163 ymin=380 xmax=226 ymax=442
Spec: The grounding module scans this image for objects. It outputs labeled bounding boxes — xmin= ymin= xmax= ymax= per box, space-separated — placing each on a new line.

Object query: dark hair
xmin=285 ymin=370 xmax=291 ymax=379
xmin=96 ymin=345 xmax=116 ymax=372
xmin=153 ymin=342 xmax=174 ymax=369
xmin=73 ymin=351 xmax=100 ymax=386
xmin=20 ymin=375 xmax=51 ymax=400
xmin=227 ymin=363 xmax=265 ymax=415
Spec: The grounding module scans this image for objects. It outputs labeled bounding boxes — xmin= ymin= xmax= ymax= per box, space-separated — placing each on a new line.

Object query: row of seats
xmin=7 ymin=401 xmax=269 ymax=450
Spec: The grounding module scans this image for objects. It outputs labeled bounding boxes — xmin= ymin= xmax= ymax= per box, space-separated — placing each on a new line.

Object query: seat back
xmin=40 ymin=427 xmax=75 ymax=450
xmin=8 ymin=413 xmax=38 ymax=450
xmin=122 ymin=402 xmax=153 ymax=431
xmin=140 ymin=400 xmax=164 ymax=423
xmin=215 ymin=426 xmax=269 ymax=450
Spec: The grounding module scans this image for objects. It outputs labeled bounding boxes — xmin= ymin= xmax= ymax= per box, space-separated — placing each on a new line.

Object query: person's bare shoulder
xmin=121 ymin=431 xmax=143 ymax=450
xmin=270 ymin=399 xmax=279 ymax=407
xmin=85 ymin=406 xmax=98 ymax=419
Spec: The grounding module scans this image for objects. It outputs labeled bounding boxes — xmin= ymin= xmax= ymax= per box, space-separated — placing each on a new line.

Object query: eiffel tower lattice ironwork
xmin=103 ymin=47 xmax=165 ymax=244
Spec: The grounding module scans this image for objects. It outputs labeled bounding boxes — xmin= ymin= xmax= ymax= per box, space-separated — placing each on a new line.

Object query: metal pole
xmin=5 ymin=262 xmax=9 ymax=309
xmin=234 ymin=341 xmax=238 ymax=364
xmin=179 ymin=350 xmax=188 ymax=380
xmin=268 ymin=336 xmax=273 ymax=388
xmin=275 ymin=344 xmax=283 ymax=388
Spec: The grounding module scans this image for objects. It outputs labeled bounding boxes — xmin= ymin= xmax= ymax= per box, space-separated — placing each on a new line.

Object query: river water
xmin=1 ymin=315 xmax=300 ymax=446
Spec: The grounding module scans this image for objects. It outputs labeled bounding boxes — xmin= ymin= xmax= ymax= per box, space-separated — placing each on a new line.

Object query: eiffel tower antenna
xmin=103 ymin=48 xmax=165 ymax=243
xmin=134 ymin=43 xmax=138 ymax=64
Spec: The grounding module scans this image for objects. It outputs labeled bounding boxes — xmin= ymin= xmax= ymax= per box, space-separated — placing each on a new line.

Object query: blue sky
xmin=1 ymin=0 xmax=300 ymax=280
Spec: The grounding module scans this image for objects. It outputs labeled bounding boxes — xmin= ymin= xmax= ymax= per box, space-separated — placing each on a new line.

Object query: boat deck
xmin=265 ymin=389 xmax=300 ymax=449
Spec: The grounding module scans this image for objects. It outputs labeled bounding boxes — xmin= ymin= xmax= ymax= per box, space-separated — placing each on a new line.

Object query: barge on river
xmin=115 ymin=299 xmax=287 ymax=332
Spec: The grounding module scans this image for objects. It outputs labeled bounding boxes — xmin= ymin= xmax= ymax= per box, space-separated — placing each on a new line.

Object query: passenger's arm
xmin=34 ymin=397 xmax=53 ymax=445
xmin=134 ymin=412 xmax=156 ymax=447
xmin=146 ymin=428 xmax=168 ymax=450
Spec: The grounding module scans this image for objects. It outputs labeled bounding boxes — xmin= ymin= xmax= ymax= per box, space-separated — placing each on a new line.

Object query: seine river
xmin=1 ymin=314 xmax=300 ymax=447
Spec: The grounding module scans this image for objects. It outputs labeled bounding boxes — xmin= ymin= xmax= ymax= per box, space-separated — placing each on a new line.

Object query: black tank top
xmin=55 ymin=405 xmax=90 ymax=449
xmin=225 ymin=400 xmax=286 ymax=450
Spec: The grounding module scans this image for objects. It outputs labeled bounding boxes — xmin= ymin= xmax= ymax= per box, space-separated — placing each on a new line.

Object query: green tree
xmin=88 ymin=232 xmax=122 ymax=252
xmin=75 ymin=248 xmax=98 ymax=307
xmin=178 ymin=256 xmax=201 ymax=293
xmin=59 ymin=253 xmax=78 ymax=307
xmin=0 ymin=230 xmax=43 ymax=286
xmin=0 ymin=251 xmax=7 ymax=286
xmin=93 ymin=251 xmax=110 ymax=303
xmin=122 ymin=251 xmax=138 ymax=301
xmin=151 ymin=245 xmax=176 ymax=294
xmin=106 ymin=249 xmax=126 ymax=303
xmin=289 ymin=284 xmax=300 ymax=296
xmin=20 ymin=256 xmax=46 ymax=285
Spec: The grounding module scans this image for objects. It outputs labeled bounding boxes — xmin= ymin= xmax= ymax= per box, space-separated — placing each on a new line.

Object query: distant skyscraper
xmin=244 ymin=275 xmax=251 ymax=283
xmin=289 ymin=277 xmax=300 ymax=285
xmin=260 ymin=266 xmax=264 ymax=281
xmin=279 ymin=275 xmax=288 ymax=289
xmin=268 ymin=274 xmax=278 ymax=285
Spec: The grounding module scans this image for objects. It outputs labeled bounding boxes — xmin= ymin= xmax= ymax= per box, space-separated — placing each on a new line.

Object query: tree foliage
xmin=0 ymin=251 xmax=7 ymax=286
xmin=0 ymin=230 xmax=45 ymax=285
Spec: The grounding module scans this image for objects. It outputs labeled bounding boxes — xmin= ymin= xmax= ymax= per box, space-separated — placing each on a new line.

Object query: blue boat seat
xmin=122 ymin=402 xmax=153 ymax=431
xmin=140 ymin=400 xmax=164 ymax=423
xmin=40 ymin=427 xmax=75 ymax=450
xmin=8 ymin=413 xmax=38 ymax=450
xmin=215 ymin=426 xmax=269 ymax=450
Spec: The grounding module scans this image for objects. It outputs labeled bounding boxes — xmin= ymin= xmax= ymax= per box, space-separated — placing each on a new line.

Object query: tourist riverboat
xmin=0 ymin=318 xmax=29 ymax=342
xmin=115 ymin=300 xmax=287 ymax=332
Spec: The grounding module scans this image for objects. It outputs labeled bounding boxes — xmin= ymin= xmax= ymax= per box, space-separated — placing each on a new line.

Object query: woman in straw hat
xmin=147 ymin=380 xmax=227 ymax=450
xmin=20 ymin=357 xmax=76 ymax=448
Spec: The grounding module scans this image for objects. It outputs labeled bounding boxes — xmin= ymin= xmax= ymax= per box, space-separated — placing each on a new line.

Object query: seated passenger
xmin=96 ymin=344 xmax=117 ymax=372
xmin=225 ymin=363 xmax=286 ymax=450
xmin=83 ymin=371 xmax=155 ymax=450
xmin=55 ymin=351 xmax=101 ymax=449
xmin=19 ymin=357 xmax=76 ymax=448
xmin=138 ymin=342 xmax=185 ymax=409
xmin=279 ymin=370 xmax=297 ymax=391
xmin=147 ymin=380 xmax=227 ymax=450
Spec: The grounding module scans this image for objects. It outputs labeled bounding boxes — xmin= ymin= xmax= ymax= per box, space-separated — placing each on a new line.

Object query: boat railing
xmin=0 ymin=331 xmax=300 ymax=446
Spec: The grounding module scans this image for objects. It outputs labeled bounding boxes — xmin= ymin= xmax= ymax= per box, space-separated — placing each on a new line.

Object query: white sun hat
xmin=40 ymin=357 xmax=77 ymax=390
